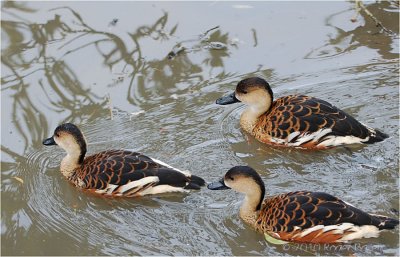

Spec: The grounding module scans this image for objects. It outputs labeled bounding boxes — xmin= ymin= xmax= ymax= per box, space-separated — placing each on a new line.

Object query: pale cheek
xmin=237 ymin=95 xmax=249 ymax=103
xmin=54 ymin=137 xmax=61 ymax=146
xmin=224 ymin=180 xmax=233 ymax=188
xmin=227 ymin=182 xmax=250 ymax=194
xmin=55 ymin=138 xmax=74 ymax=151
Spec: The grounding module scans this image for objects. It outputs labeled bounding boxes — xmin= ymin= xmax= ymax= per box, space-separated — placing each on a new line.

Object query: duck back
xmin=253 ymin=95 xmax=388 ymax=148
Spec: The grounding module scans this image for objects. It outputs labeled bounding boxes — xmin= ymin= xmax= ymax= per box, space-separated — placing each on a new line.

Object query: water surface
xmin=1 ymin=1 xmax=399 ymax=256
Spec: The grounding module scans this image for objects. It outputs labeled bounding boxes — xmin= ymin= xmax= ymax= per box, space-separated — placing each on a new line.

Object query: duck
xmin=216 ymin=77 xmax=388 ymax=149
xmin=42 ymin=123 xmax=205 ymax=197
xmin=208 ymin=166 xmax=399 ymax=243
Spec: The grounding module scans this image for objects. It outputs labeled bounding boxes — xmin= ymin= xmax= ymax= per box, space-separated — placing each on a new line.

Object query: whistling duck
xmin=216 ymin=77 xmax=388 ymax=149
xmin=42 ymin=123 xmax=205 ymax=196
xmin=208 ymin=166 xmax=398 ymax=243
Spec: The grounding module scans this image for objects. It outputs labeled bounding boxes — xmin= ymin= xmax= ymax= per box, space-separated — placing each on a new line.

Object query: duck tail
xmin=184 ymin=175 xmax=206 ymax=190
xmin=370 ymin=214 xmax=399 ymax=230
xmin=364 ymin=128 xmax=389 ymax=144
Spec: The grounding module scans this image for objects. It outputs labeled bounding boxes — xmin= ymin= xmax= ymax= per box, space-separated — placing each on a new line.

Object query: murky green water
xmin=1 ymin=1 xmax=399 ymax=256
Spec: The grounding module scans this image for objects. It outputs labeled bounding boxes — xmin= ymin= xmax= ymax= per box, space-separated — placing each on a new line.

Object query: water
xmin=1 ymin=1 xmax=399 ymax=256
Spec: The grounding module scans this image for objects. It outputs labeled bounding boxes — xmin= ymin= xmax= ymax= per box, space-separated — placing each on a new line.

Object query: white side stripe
xmin=317 ymin=135 xmax=367 ymax=147
xmin=96 ymin=176 xmax=159 ymax=195
xmin=287 ymin=131 xmax=301 ymax=142
xmin=150 ymin=158 xmax=192 ymax=177
xmin=270 ymin=128 xmax=371 ymax=147
xmin=118 ymin=176 xmax=159 ymax=193
xmin=293 ymin=223 xmax=380 ymax=242
xmin=139 ymin=185 xmax=188 ymax=196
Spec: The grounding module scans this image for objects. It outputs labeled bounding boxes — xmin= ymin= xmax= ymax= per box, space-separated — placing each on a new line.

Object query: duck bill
xmin=42 ymin=136 xmax=57 ymax=146
xmin=216 ymin=92 xmax=240 ymax=105
xmin=207 ymin=179 xmax=230 ymax=190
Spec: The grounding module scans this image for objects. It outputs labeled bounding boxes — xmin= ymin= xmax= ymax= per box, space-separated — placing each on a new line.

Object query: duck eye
xmin=55 ymin=133 xmax=59 ymax=137
xmin=242 ymin=91 xmax=248 ymax=94
xmin=228 ymin=176 xmax=234 ymax=181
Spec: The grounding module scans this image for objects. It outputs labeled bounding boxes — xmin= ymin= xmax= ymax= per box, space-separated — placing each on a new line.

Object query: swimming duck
xmin=208 ymin=166 xmax=399 ymax=243
xmin=216 ymin=77 xmax=388 ymax=149
xmin=42 ymin=123 xmax=205 ymax=197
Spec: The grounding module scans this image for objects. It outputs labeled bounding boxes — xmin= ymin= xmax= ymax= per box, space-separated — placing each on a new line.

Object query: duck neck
xmin=60 ymin=145 xmax=86 ymax=179
xmin=240 ymin=97 xmax=272 ymax=134
xmin=239 ymin=189 xmax=265 ymax=225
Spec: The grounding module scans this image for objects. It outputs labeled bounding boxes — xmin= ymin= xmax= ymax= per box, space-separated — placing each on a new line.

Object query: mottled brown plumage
xmin=208 ymin=166 xmax=398 ymax=243
xmin=216 ymin=77 xmax=388 ymax=149
xmin=257 ymin=191 xmax=397 ymax=243
xmin=43 ymin=123 xmax=205 ymax=197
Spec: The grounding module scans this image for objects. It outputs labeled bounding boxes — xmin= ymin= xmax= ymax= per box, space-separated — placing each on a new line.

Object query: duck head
xmin=216 ymin=77 xmax=274 ymax=133
xmin=216 ymin=77 xmax=273 ymax=109
xmin=43 ymin=123 xmax=87 ymax=164
xmin=208 ymin=166 xmax=266 ymax=211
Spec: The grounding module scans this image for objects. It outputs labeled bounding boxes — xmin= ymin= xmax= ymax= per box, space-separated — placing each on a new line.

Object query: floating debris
xmin=200 ymin=35 xmax=210 ymax=42
xmin=108 ymin=18 xmax=119 ymax=27
xmin=205 ymin=41 xmax=227 ymax=50
xmin=129 ymin=110 xmax=145 ymax=120
xmin=131 ymin=110 xmax=145 ymax=115
xmin=12 ymin=176 xmax=24 ymax=184
xmin=167 ymin=45 xmax=186 ymax=60
xmin=166 ymin=26 xmax=229 ymax=59
xmin=105 ymin=94 xmax=113 ymax=120
xmin=198 ymin=26 xmax=220 ymax=41
xmin=251 ymin=28 xmax=258 ymax=47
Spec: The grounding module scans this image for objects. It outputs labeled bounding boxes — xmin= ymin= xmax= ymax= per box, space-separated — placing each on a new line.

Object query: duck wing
xmin=259 ymin=191 xmax=398 ymax=243
xmin=260 ymin=95 xmax=387 ymax=147
xmin=72 ymin=150 xmax=204 ymax=196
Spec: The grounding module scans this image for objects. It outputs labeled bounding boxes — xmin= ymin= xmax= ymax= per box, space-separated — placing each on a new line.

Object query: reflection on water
xmin=305 ymin=1 xmax=399 ymax=60
xmin=2 ymin=1 xmax=235 ymax=146
xmin=1 ymin=1 xmax=399 ymax=256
